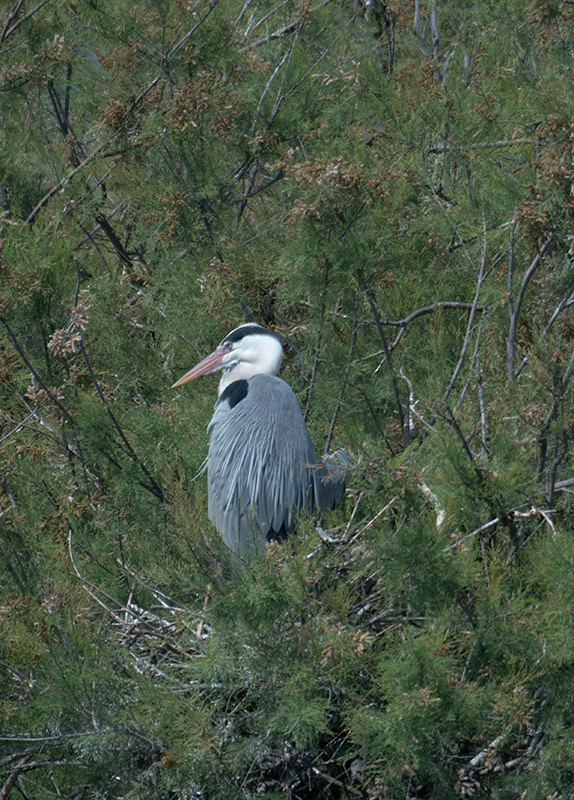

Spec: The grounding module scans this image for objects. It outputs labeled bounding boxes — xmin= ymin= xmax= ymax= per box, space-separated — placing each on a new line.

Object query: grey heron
xmin=172 ymin=323 xmax=348 ymax=561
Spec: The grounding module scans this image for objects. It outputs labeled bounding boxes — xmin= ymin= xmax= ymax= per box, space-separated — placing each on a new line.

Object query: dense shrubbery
xmin=2 ymin=0 xmax=574 ymax=797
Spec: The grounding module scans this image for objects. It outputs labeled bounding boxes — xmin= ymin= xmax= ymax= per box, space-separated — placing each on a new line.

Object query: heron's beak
xmin=171 ymin=346 xmax=228 ymax=388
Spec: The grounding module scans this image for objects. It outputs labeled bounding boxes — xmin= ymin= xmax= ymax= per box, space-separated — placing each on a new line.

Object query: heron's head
xmin=172 ymin=323 xmax=284 ymax=393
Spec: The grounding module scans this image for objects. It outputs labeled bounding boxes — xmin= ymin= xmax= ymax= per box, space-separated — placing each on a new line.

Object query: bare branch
xmin=366 ymin=289 xmax=406 ymax=445
xmin=324 ymin=295 xmax=359 ymax=455
xmin=75 ymin=316 xmax=165 ymax=501
xmin=507 ymin=218 xmax=516 ymax=317
xmin=428 ymin=138 xmax=538 ymax=154
xmin=507 ymin=232 xmax=554 ymax=382
xmin=430 ymin=0 xmax=440 ymax=64
xmin=311 ymin=765 xmax=363 ymax=798
xmin=475 ymin=353 xmax=488 ymax=458
xmin=0 ymin=409 xmax=38 ymax=446
xmin=444 ymin=517 xmax=500 ymax=551
xmin=419 ymin=479 xmax=445 ymax=527
xmin=23 ymin=77 xmax=160 ymax=227
xmin=242 ymin=0 xmax=332 ymax=50
xmin=252 ymin=38 xmax=297 ymax=133
xmin=0 ymin=317 xmax=75 ymax=426
xmin=23 ymin=142 xmax=107 ymax=228
xmin=0 ymin=0 xmax=51 ymax=45
xmin=245 ymin=18 xmax=299 ymax=49
xmin=399 ymin=367 xmax=416 ymax=443
xmin=443 ymin=261 xmax=487 ymax=401
xmin=304 ymin=302 xmax=325 ymax=421
xmin=165 ymin=0 xmax=220 ymax=62
xmin=444 ymin=188 xmax=499 ymax=403
xmin=0 ymin=472 xmax=18 ymax=517
xmin=393 ymin=300 xmax=486 ymax=327
xmin=543 ymin=287 xmax=574 ymax=335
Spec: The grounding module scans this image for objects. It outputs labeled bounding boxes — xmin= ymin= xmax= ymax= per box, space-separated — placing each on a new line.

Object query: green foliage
xmin=2 ymin=0 xmax=574 ymax=797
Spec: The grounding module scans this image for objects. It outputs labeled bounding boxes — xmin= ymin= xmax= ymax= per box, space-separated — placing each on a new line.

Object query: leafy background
xmin=1 ymin=0 xmax=574 ymax=797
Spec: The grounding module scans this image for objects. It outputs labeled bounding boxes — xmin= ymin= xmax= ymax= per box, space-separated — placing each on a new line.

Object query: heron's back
xmin=207 ymin=374 xmax=316 ymax=560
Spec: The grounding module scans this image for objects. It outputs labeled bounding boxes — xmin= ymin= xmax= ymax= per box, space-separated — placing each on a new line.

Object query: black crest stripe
xmin=223 ymin=324 xmax=274 ymax=344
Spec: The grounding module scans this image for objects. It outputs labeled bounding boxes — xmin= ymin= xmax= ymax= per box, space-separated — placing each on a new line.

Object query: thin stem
xmin=507 ymin=232 xmax=554 ymax=382
xmin=324 ymin=295 xmax=359 ymax=455
xmin=366 ymin=289 xmax=405 ymax=444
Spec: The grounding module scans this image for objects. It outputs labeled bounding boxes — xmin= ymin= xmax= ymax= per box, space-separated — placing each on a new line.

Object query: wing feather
xmin=207 ymin=374 xmax=315 ymax=560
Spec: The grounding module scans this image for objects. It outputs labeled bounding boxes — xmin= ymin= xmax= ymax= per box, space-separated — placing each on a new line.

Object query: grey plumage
xmin=172 ymin=323 xmax=349 ymax=561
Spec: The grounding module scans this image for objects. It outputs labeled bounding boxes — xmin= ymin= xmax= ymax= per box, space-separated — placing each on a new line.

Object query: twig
xmin=304 ymin=293 xmax=326 ymax=420
xmin=1 ymin=0 xmax=51 ymax=44
xmin=241 ymin=1 xmax=334 ymax=50
xmin=0 ymin=472 xmax=18 ymax=516
xmin=0 ymin=318 xmax=75 ymax=425
xmin=68 ymin=529 xmax=127 ymax=625
xmin=475 ymin=353 xmax=488 ymax=457
xmin=243 ymin=19 xmax=298 ymax=49
xmin=366 ymin=289 xmax=405 ymax=445
xmin=411 ymin=404 xmax=438 ymax=433
xmin=453 ymin=308 xmax=487 ymax=414
xmin=543 ymin=288 xmax=574 ymax=335
xmin=425 ymin=166 xmax=473 ymax=267
xmin=428 ymin=138 xmax=538 ymax=154
xmin=0 ymin=409 xmax=39 ymax=445
xmin=311 ymin=766 xmax=363 ymax=797
xmin=23 ymin=78 xmax=160 ymax=226
xmin=237 ymin=159 xmax=259 ymax=220
xmin=244 ymin=0 xmax=289 ymax=33
xmin=251 ymin=31 xmax=298 ymax=133
xmin=359 ymin=498 xmax=396 ymax=534
xmin=0 ymin=731 xmax=101 ymax=743
xmin=399 ymin=368 xmax=416 ymax=443
xmin=440 ymin=404 xmax=483 ymax=483
xmin=388 ymin=300 xmax=486 ymax=327
xmin=507 ymin=232 xmax=554 ymax=382
xmin=344 ymin=490 xmax=365 ymax=535
xmin=324 ymin=295 xmax=358 ymax=455
xmin=444 ymin=518 xmax=500 ymax=551
xmin=76 ymin=334 xmax=165 ymax=501
xmin=164 ymin=0 xmax=220 ymax=61
xmin=94 ymin=213 xmax=134 ymax=266
xmin=23 ymin=142 xmax=107 ymax=227
xmin=70 ymin=258 xmax=164 ymax=501
xmin=546 ymin=432 xmax=567 ymax=517
xmin=445 ymin=505 xmax=555 ymax=551
xmin=443 ymin=188 xmax=488 ymax=401
xmin=1 ymin=758 xmax=86 ymax=799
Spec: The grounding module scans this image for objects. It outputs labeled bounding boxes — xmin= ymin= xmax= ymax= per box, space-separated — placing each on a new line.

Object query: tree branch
xmin=0 ymin=0 xmax=51 ymax=44
xmin=324 ymin=295 xmax=359 ymax=455
xmin=366 ymin=289 xmax=406 ymax=445
xmin=0 ymin=318 xmax=75 ymax=425
xmin=23 ymin=77 xmax=160 ymax=227
xmin=507 ymin=232 xmax=554 ymax=382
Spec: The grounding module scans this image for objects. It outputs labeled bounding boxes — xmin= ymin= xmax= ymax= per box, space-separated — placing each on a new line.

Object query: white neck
xmin=218 ymin=361 xmax=262 ymax=393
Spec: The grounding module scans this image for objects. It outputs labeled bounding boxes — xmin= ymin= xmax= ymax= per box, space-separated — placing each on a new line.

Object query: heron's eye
xmin=225 ymin=342 xmax=233 ymax=351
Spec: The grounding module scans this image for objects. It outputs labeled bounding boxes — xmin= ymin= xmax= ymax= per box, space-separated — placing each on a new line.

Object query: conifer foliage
xmin=1 ymin=0 xmax=574 ymax=797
